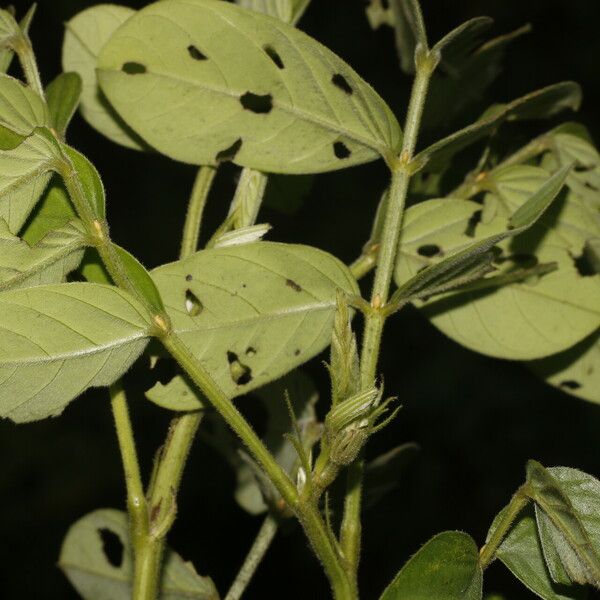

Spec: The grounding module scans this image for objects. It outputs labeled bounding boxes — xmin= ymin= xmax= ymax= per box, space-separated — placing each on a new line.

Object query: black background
xmin=1 ymin=1 xmax=600 ymax=598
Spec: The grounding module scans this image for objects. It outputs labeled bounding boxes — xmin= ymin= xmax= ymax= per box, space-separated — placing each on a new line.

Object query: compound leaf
xmin=97 ymin=0 xmax=402 ymax=173
xmin=0 ymin=283 xmax=151 ymax=423
xmin=59 ymin=509 xmax=218 ymax=600
xmin=379 ymin=531 xmax=482 ymax=600
xmin=151 ymin=242 xmax=358 ymax=399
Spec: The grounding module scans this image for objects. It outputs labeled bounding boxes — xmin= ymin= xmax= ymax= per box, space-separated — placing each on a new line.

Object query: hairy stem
xmin=14 ymin=36 xmax=45 ymax=99
xmin=225 ymin=514 xmax=278 ymax=600
xmin=479 ymin=485 xmax=531 ymax=569
xmin=339 ymin=47 xmax=438 ymax=583
xmin=180 ymin=166 xmax=217 ymax=258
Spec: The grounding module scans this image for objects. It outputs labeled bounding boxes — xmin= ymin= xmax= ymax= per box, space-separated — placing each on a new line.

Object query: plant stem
xmin=224 ymin=514 xmax=278 ymax=600
xmin=109 ymin=382 xmax=149 ymax=545
xmin=479 ymin=485 xmax=530 ymax=569
xmin=180 ymin=166 xmax=217 ymax=258
xmin=339 ymin=47 xmax=438 ymax=582
xmin=132 ymin=539 xmax=164 ymax=600
xmin=14 ymin=36 xmax=45 ymax=99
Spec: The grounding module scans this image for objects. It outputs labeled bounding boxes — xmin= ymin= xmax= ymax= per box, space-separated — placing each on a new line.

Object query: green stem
xmin=132 ymin=540 xmax=164 ymax=600
xmin=14 ymin=36 xmax=45 ymax=99
xmin=339 ymin=47 xmax=438 ymax=582
xmin=180 ymin=166 xmax=217 ymax=258
xmin=224 ymin=514 xmax=278 ymax=600
xmin=479 ymin=485 xmax=530 ymax=569
xmin=109 ymin=382 xmax=149 ymax=546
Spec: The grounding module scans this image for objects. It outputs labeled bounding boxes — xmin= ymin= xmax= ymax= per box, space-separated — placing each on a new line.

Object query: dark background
xmin=1 ymin=1 xmax=600 ymax=598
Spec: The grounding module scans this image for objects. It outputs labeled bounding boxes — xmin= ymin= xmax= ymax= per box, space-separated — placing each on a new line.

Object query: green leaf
xmin=45 ymin=72 xmax=83 ymax=138
xmin=379 ymin=531 xmax=482 ymax=600
xmin=395 ymin=166 xmax=600 ymax=359
xmin=527 ymin=463 xmax=600 ymax=589
xmin=0 ymin=129 xmax=63 ymax=234
xmin=398 ymin=0 xmax=428 ymax=51
xmin=0 ymin=218 xmax=87 ymax=291
xmin=237 ymin=0 xmax=311 ymax=25
xmin=62 ymin=4 xmax=145 ymax=150
xmin=0 ymin=5 xmax=34 ymax=73
xmin=97 ymin=0 xmax=402 ymax=173
xmin=432 ymin=17 xmax=493 ymax=58
xmin=416 ymin=83 xmax=582 ymax=169
xmin=487 ymin=504 xmax=586 ymax=600
xmin=0 ymin=73 xmax=49 ymax=133
xmin=21 ymin=177 xmax=78 ymax=245
xmin=61 ymin=144 xmax=106 ymax=219
xmin=112 ymin=244 xmax=165 ymax=315
xmin=529 ymin=329 xmax=600 ymax=405
xmin=59 ymin=509 xmax=219 ymax=600
xmin=0 ymin=283 xmax=151 ymax=422
xmin=151 ymin=242 xmax=359 ymax=399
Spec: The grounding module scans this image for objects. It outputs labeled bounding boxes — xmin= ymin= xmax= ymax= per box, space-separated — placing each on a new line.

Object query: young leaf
xmin=379 ymin=531 xmax=482 ymax=600
xmin=59 ymin=509 xmax=218 ymax=600
xmin=529 ymin=329 xmax=600 ymax=405
xmin=0 ymin=219 xmax=87 ymax=291
xmin=0 ymin=5 xmax=35 ymax=74
xmin=45 ymin=72 xmax=83 ymax=138
xmin=151 ymin=242 xmax=359 ymax=399
xmin=97 ymin=0 xmax=402 ymax=173
xmin=0 ymin=283 xmax=151 ymax=423
xmin=237 ymin=0 xmax=311 ymax=25
xmin=527 ymin=463 xmax=600 ymax=589
xmin=432 ymin=17 xmax=494 ymax=60
xmin=62 ymin=4 xmax=146 ymax=150
xmin=487 ymin=504 xmax=585 ymax=600
xmin=415 ymin=82 xmax=582 ymax=169
xmin=399 ymin=0 xmax=428 ymax=52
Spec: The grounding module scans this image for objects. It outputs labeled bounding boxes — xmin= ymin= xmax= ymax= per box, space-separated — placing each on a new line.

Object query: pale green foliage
xmin=487 ymin=505 xmax=584 ymax=600
xmin=151 ymin=242 xmax=358 ymax=400
xmin=97 ymin=0 xmax=402 ymax=173
xmin=45 ymin=72 xmax=83 ymax=138
xmin=528 ymin=464 xmax=600 ymax=589
xmin=237 ymin=0 xmax=310 ymax=25
xmin=0 ymin=283 xmax=151 ymax=422
xmin=59 ymin=509 xmax=218 ymax=600
xmin=0 ymin=218 xmax=87 ymax=291
xmin=62 ymin=4 xmax=144 ymax=149
xmin=379 ymin=531 xmax=482 ymax=600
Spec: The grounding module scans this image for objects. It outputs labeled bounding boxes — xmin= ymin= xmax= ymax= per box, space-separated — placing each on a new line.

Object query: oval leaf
xmin=379 ymin=531 xmax=482 ymax=600
xmin=487 ymin=504 xmax=586 ymax=600
xmin=151 ymin=242 xmax=359 ymax=399
xmin=97 ymin=0 xmax=402 ymax=173
xmin=62 ymin=4 xmax=145 ymax=149
xmin=45 ymin=72 xmax=83 ymax=138
xmin=0 ymin=283 xmax=151 ymax=422
xmin=59 ymin=509 xmax=218 ymax=600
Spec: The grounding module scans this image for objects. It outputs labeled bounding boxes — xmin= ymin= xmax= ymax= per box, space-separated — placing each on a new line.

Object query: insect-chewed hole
xmin=264 ymin=45 xmax=284 ymax=69
xmin=286 ymin=278 xmax=302 ymax=292
xmin=573 ymin=247 xmax=598 ymax=277
xmin=99 ymin=528 xmax=124 ymax=568
xmin=240 ymin=92 xmax=273 ymax=114
xmin=187 ymin=44 xmax=208 ymax=60
xmin=417 ymin=244 xmax=442 ymax=258
xmin=185 ymin=289 xmax=203 ymax=316
xmin=333 ymin=141 xmax=351 ymax=159
xmin=464 ymin=209 xmax=482 ymax=238
xmin=216 ymin=138 xmax=243 ymax=163
xmin=121 ymin=62 xmax=146 ymax=75
xmin=246 ymin=346 xmax=257 ymax=357
xmin=560 ymin=380 xmax=582 ymax=390
xmin=574 ymin=163 xmax=593 ymax=173
xmin=226 ymin=351 xmax=253 ymax=385
xmin=332 ymin=73 xmax=353 ymax=95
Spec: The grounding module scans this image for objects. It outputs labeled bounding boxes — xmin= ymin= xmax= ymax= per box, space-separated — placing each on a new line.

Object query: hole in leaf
xmin=333 ymin=141 xmax=351 ymax=159
xmin=264 ymin=45 xmax=284 ymax=69
xmin=560 ymin=380 xmax=582 ymax=390
xmin=574 ymin=246 xmax=599 ymax=277
xmin=286 ymin=278 xmax=302 ymax=292
xmin=240 ymin=92 xmax=273 ymax=114
xmin=332 ymin=73 xmax=353 ymax=95
xmin=187 ymin=44 xmax=207 ymax=60
xmin=185 ymin=274 xmax=193 ymax=282
xmin=417 ymin=244 xmax=442 ymax=258
xmin=227 ymin=351 xmax=253 ymax=385
xmin=246 ymin=346 xmax=257 ymax=357
xmin=99 ymin=528 xmax=124 ymax=568
xmin=294 ymin=348 xmax=301 ymax=356
xmin=121 ymin=62 xmax=146 ymax=75
xmin=381 ymin=0 xmax=390 ymax=8
xmin=464 ymin=210 xmax=482 ymax=238
xmin=584 ymin=181 xmax=599 ymax=192
xmin=574 ymin=163 xmax=592 ymax=173
xmin=216 ymin=138 xmax=243 ymax=163
xmin=185 ymin=289 xmax=203 ymax=316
